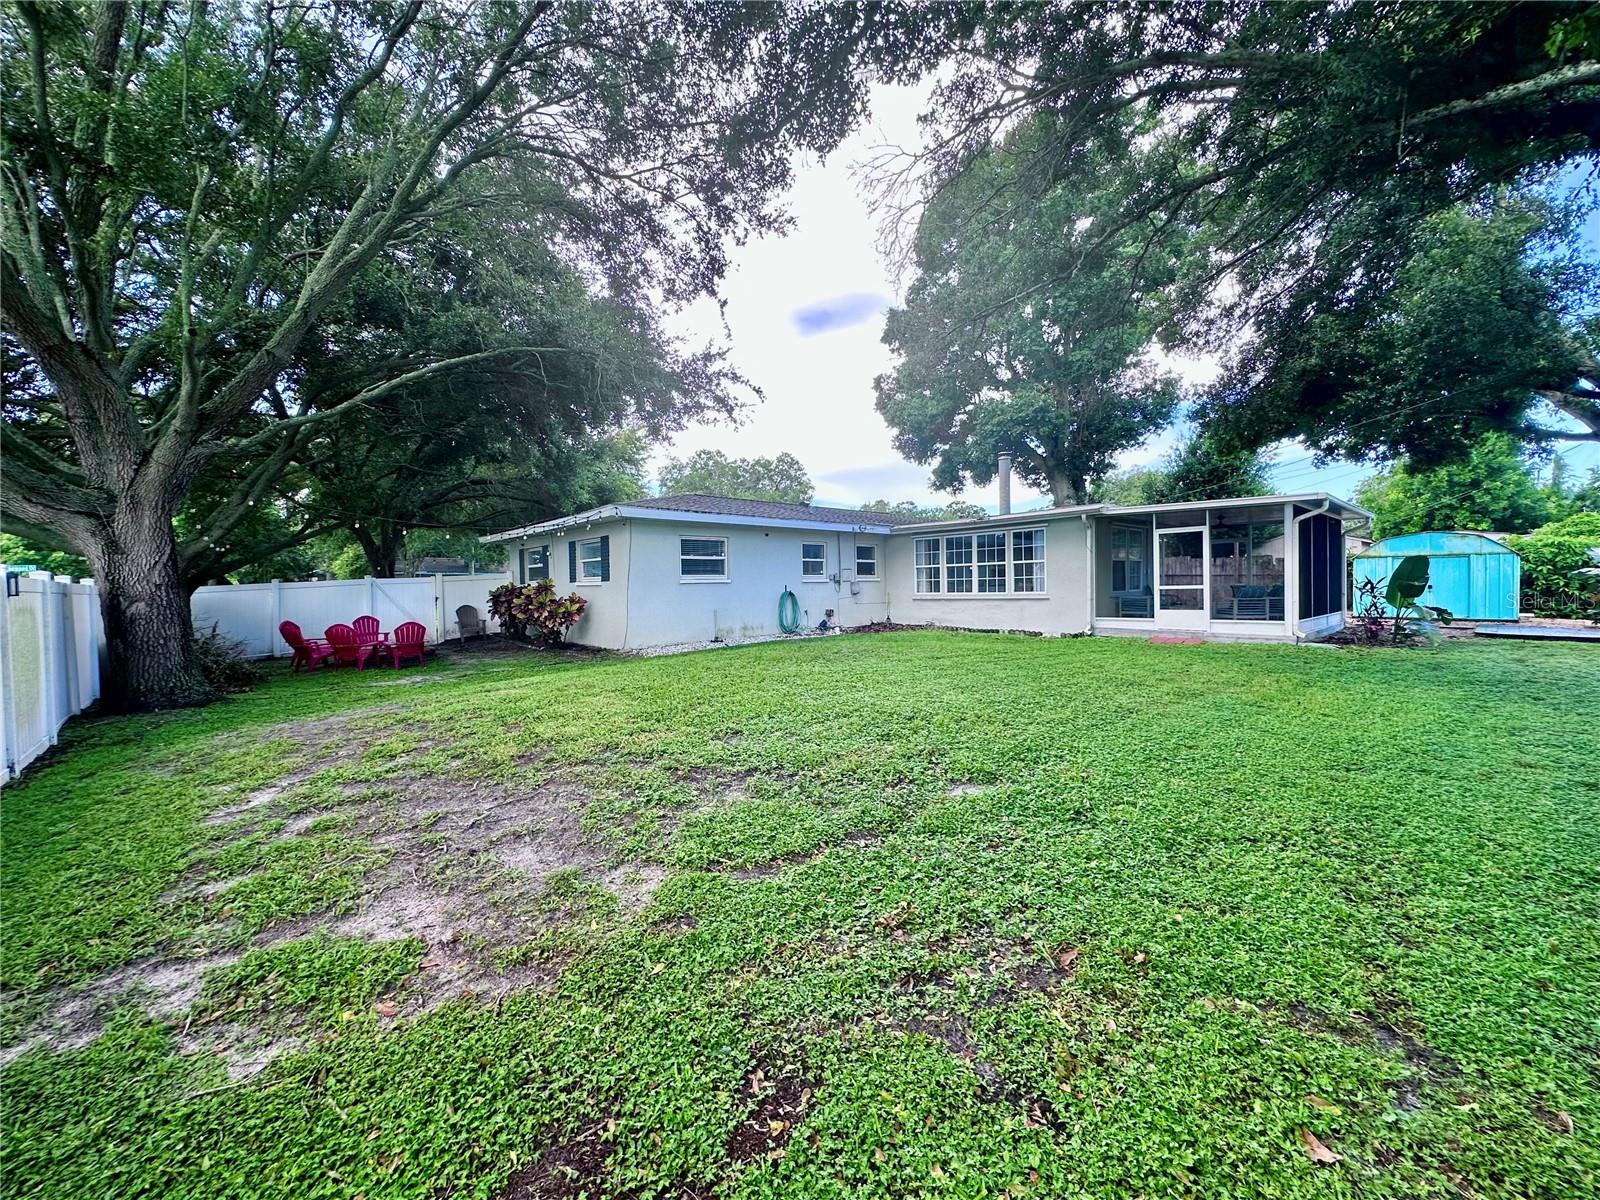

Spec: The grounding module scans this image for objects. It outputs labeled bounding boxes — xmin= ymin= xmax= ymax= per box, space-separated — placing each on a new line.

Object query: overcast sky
xmin=654 ymin=85 xmax=1600 ymax=514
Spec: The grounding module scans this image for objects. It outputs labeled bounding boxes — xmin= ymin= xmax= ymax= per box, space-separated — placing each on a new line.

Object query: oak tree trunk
xmin=91 ymin=509 xmax=214 ymax=712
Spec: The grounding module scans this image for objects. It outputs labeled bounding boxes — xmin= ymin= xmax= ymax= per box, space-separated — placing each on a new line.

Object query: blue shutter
xmin=598 ymin=535 xmax=610 ymax=582
xmin=568 ymin=539 xmax=577 ymax=583
xmin=517 ymin=547 xmax=526 ymax=583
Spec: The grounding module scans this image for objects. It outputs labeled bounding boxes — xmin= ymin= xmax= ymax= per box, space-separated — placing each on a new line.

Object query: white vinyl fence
xmin=190 ymin=573 xmax=511 ymax=659
xmin=1 ymin=569 xmax=104 ymax=785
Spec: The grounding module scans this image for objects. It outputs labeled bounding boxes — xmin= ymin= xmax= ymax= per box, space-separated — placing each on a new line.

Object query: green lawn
xmin=2 ymin=632 xmax=1597 ymax=1199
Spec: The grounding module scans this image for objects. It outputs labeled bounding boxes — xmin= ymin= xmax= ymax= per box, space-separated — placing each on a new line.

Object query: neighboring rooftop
xmin=625 ymin=494 xmax=930 ymax=527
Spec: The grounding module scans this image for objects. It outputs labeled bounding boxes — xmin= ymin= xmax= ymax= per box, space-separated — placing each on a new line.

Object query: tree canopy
xmin=1199 ymin=191 xmax=1599 ymax=466
xmin=860 ymin=498 xmax=989 ymax=522
xmin=657 ymin=450 xmax=814 ymax=504
xmin=0 ymin=0 xmax=889 ymax=708
xmin=881 ymin=1 xmax=1600 ymax=459
xmin=876 ymin=113 xmax=1190 ymax=506
xmin=1094 ymin=431 xmax=1272 ymax=506
xmin=1355 ymin=433 xmax=1584 ymax=539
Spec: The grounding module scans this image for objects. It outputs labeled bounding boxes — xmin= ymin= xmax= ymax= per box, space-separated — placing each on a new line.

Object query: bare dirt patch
xmin=9 ymin=743 xmax=675 ymax=1072
xmin=0 ymin=948 xmax=240 ymax=1068
xmin=728 ymin=1063 xmax=817 ymax=1163
xmin=307 ymin=772 xmax=666 ymax=1012
xmin=501 ymin=1120 xmax=614 ymax=1199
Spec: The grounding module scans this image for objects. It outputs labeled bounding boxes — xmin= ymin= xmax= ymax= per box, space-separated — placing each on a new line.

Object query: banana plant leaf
xmin=1384 ymin=555 xmax=1431 ymax=611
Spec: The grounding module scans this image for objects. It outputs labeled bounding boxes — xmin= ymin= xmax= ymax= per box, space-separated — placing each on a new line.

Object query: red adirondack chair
xmin=390 ymin=621 xmax=427 ymax=670
xmin=325 ymin=623 xmax=384 ymax=670
xmin=280 ymin=621 xmax=334 ymax=672
xmin=352 ymin=614 xmax=389 ymax=665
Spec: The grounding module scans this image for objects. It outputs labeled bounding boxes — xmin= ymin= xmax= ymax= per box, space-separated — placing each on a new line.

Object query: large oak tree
xmin=0 ymin=0 xmax=883 ymax=709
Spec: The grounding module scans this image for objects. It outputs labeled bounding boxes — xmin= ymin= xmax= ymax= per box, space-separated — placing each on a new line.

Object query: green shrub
xmin=1507 ymin=511 xmax=1600 ymax=617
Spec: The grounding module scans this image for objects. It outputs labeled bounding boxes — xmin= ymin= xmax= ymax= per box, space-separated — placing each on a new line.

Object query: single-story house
xmin=482 ymin=488 xmax=1367 ymax=649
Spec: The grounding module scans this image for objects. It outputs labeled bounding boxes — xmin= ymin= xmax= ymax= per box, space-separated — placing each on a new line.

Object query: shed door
xmin=1423 ymin=555 xmax=1469 ymax=616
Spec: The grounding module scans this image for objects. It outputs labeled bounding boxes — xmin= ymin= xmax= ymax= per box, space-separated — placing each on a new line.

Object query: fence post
xmin=432 ymin=573 xmax=445 ymax=644
xmin=56 ymin=576 xmax=80 ymax=715
xmin=364 ymin=575 xmax=375 ymax=618
xmin=0 ymin=564 xmax=12 ymax=782
xmin=85 ymin=577 xmax=106 ymax=699
xmin=268 ymin=579 xmax=283 ymax=658
xmin=32 ymin=572 xmax=62 ymax=744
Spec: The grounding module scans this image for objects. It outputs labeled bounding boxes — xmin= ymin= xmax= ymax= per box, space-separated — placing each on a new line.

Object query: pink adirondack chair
xmin=280 ymin=621 xmax=334 ymax=672
xmin=325 ymin=623 xmax=383 ymax=670
xmin=390 ymin=621 xmax=427 ymax=670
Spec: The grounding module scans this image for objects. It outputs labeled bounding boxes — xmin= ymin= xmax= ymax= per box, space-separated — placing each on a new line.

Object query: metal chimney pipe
xmin=997 ymin=451 xmax=1012 ymax=515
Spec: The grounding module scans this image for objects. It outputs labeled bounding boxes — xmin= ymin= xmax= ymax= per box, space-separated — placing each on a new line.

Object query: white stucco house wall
xmin=482 ymin=491 xmax=1369 ymax=649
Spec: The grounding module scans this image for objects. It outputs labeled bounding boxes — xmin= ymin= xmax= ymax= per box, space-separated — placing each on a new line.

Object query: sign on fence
xmin=0 ymin=569 xmax=103 ymax=785
xmin=190 ymin=573 xmax=510 ymax=659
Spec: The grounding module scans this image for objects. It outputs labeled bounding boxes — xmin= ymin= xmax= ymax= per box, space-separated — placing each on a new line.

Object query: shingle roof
xmin=626 ymin=494 xmax=929 ymax=527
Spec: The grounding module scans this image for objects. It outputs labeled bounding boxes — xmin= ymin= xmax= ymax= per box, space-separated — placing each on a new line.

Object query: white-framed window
xmin=855 ymin=544 xmax=877 ymax=578
xmin=914 ymin=527 xmax=1047 ymax=596
xmin=914 ymin=537 xmax=941 ymax=593
xmin=944 ymin=534 xmax=974 ymax=593
xmin=679 ymin=536 xmax=728 ymax=581
xmin=1110 ymin=525 xmax=1146 ymax=593
xmin=577 ymin=537 xmax=605 ymax=581
xmin=801 ymin=542 xmax=825 ymax=578
xmin=1012 ymin=528 xmax=1045 ymax=592
xmin=976 ymin=531 xmax=1007 ymax=593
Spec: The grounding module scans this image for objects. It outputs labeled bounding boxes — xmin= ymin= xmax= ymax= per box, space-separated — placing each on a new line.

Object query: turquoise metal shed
xmin=1352 ymin=531 xmax=1521 ymax=621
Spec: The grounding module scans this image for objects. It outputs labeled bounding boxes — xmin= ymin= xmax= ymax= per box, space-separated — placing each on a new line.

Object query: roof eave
xmin=482 ymin=504 xmax=898 ymax=541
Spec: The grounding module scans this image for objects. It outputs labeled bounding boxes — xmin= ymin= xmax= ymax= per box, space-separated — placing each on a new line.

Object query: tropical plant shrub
xmin=1345 ymin=555 xmax=1451 ymax=645
xmin=1507 ymin=512 xmax=1600 ymax=617
xmin=488 ymin=580 xmax=587 ymax=645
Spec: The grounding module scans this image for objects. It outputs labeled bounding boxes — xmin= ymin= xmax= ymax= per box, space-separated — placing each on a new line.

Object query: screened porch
xmin=1091 ymin=500 xmax=1350 ymax=637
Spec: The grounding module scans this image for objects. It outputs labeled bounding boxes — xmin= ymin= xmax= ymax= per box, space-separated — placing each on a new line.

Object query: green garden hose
xmin=778 ymin=587 xmax=801 ymax=634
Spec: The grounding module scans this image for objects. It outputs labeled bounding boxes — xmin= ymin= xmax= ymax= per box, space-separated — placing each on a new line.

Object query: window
xmin=525 ymin=544 xmax=549 ymax=581
xmin=915 ymin=528 xmax=1046 ymax=596
xmin=1012 ymin=529 xmax=1045 ymax=592
xmin=577 ymin=538 xmax=605 ymax=581
xmin=976 ymin=532 xmax=1007 ymax=592
xmin=855 ymin=544 xmax=877 ymax=578
xmin=914 ymin=537 xmax=941 ymax=593
xmin=1110 ymin=525 xmax=1146 ymax=593
xmin=944 ymin=534 xmax=974 ymax=593
xmin=679 ymin=536 xmax=727 ymax=580
xmin=801 ymin=542 xmax=825 ymax=577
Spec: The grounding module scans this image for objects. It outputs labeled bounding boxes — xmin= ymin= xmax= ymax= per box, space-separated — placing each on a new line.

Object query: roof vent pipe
xmin=997 ymin=451 xmax=1012 ymax=515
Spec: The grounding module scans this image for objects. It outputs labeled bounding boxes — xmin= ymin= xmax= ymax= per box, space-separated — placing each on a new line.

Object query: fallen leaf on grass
xmin=1053 ymin=945 xmax=1081 ymax=971
xmin=1553 ymin=1110 xmax=1575 ymax=1134
xmin=929 ymin=1164 xmax=945 ymax=1179
xmin=373 ymin=1000 xmax=398 ymax=1018
xmin=873 ymin=1148 xmax=887 ymax=1164
xmin=1299 ymin=1129 xmax=1342 ymax=1165
xmin=1303 ymin=1094 xmax=1336 ymax=1112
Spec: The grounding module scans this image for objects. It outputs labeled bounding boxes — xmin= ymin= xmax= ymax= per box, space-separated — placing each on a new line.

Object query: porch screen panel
xmin=1297 ymin=514 xmax=1344 ymax=618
